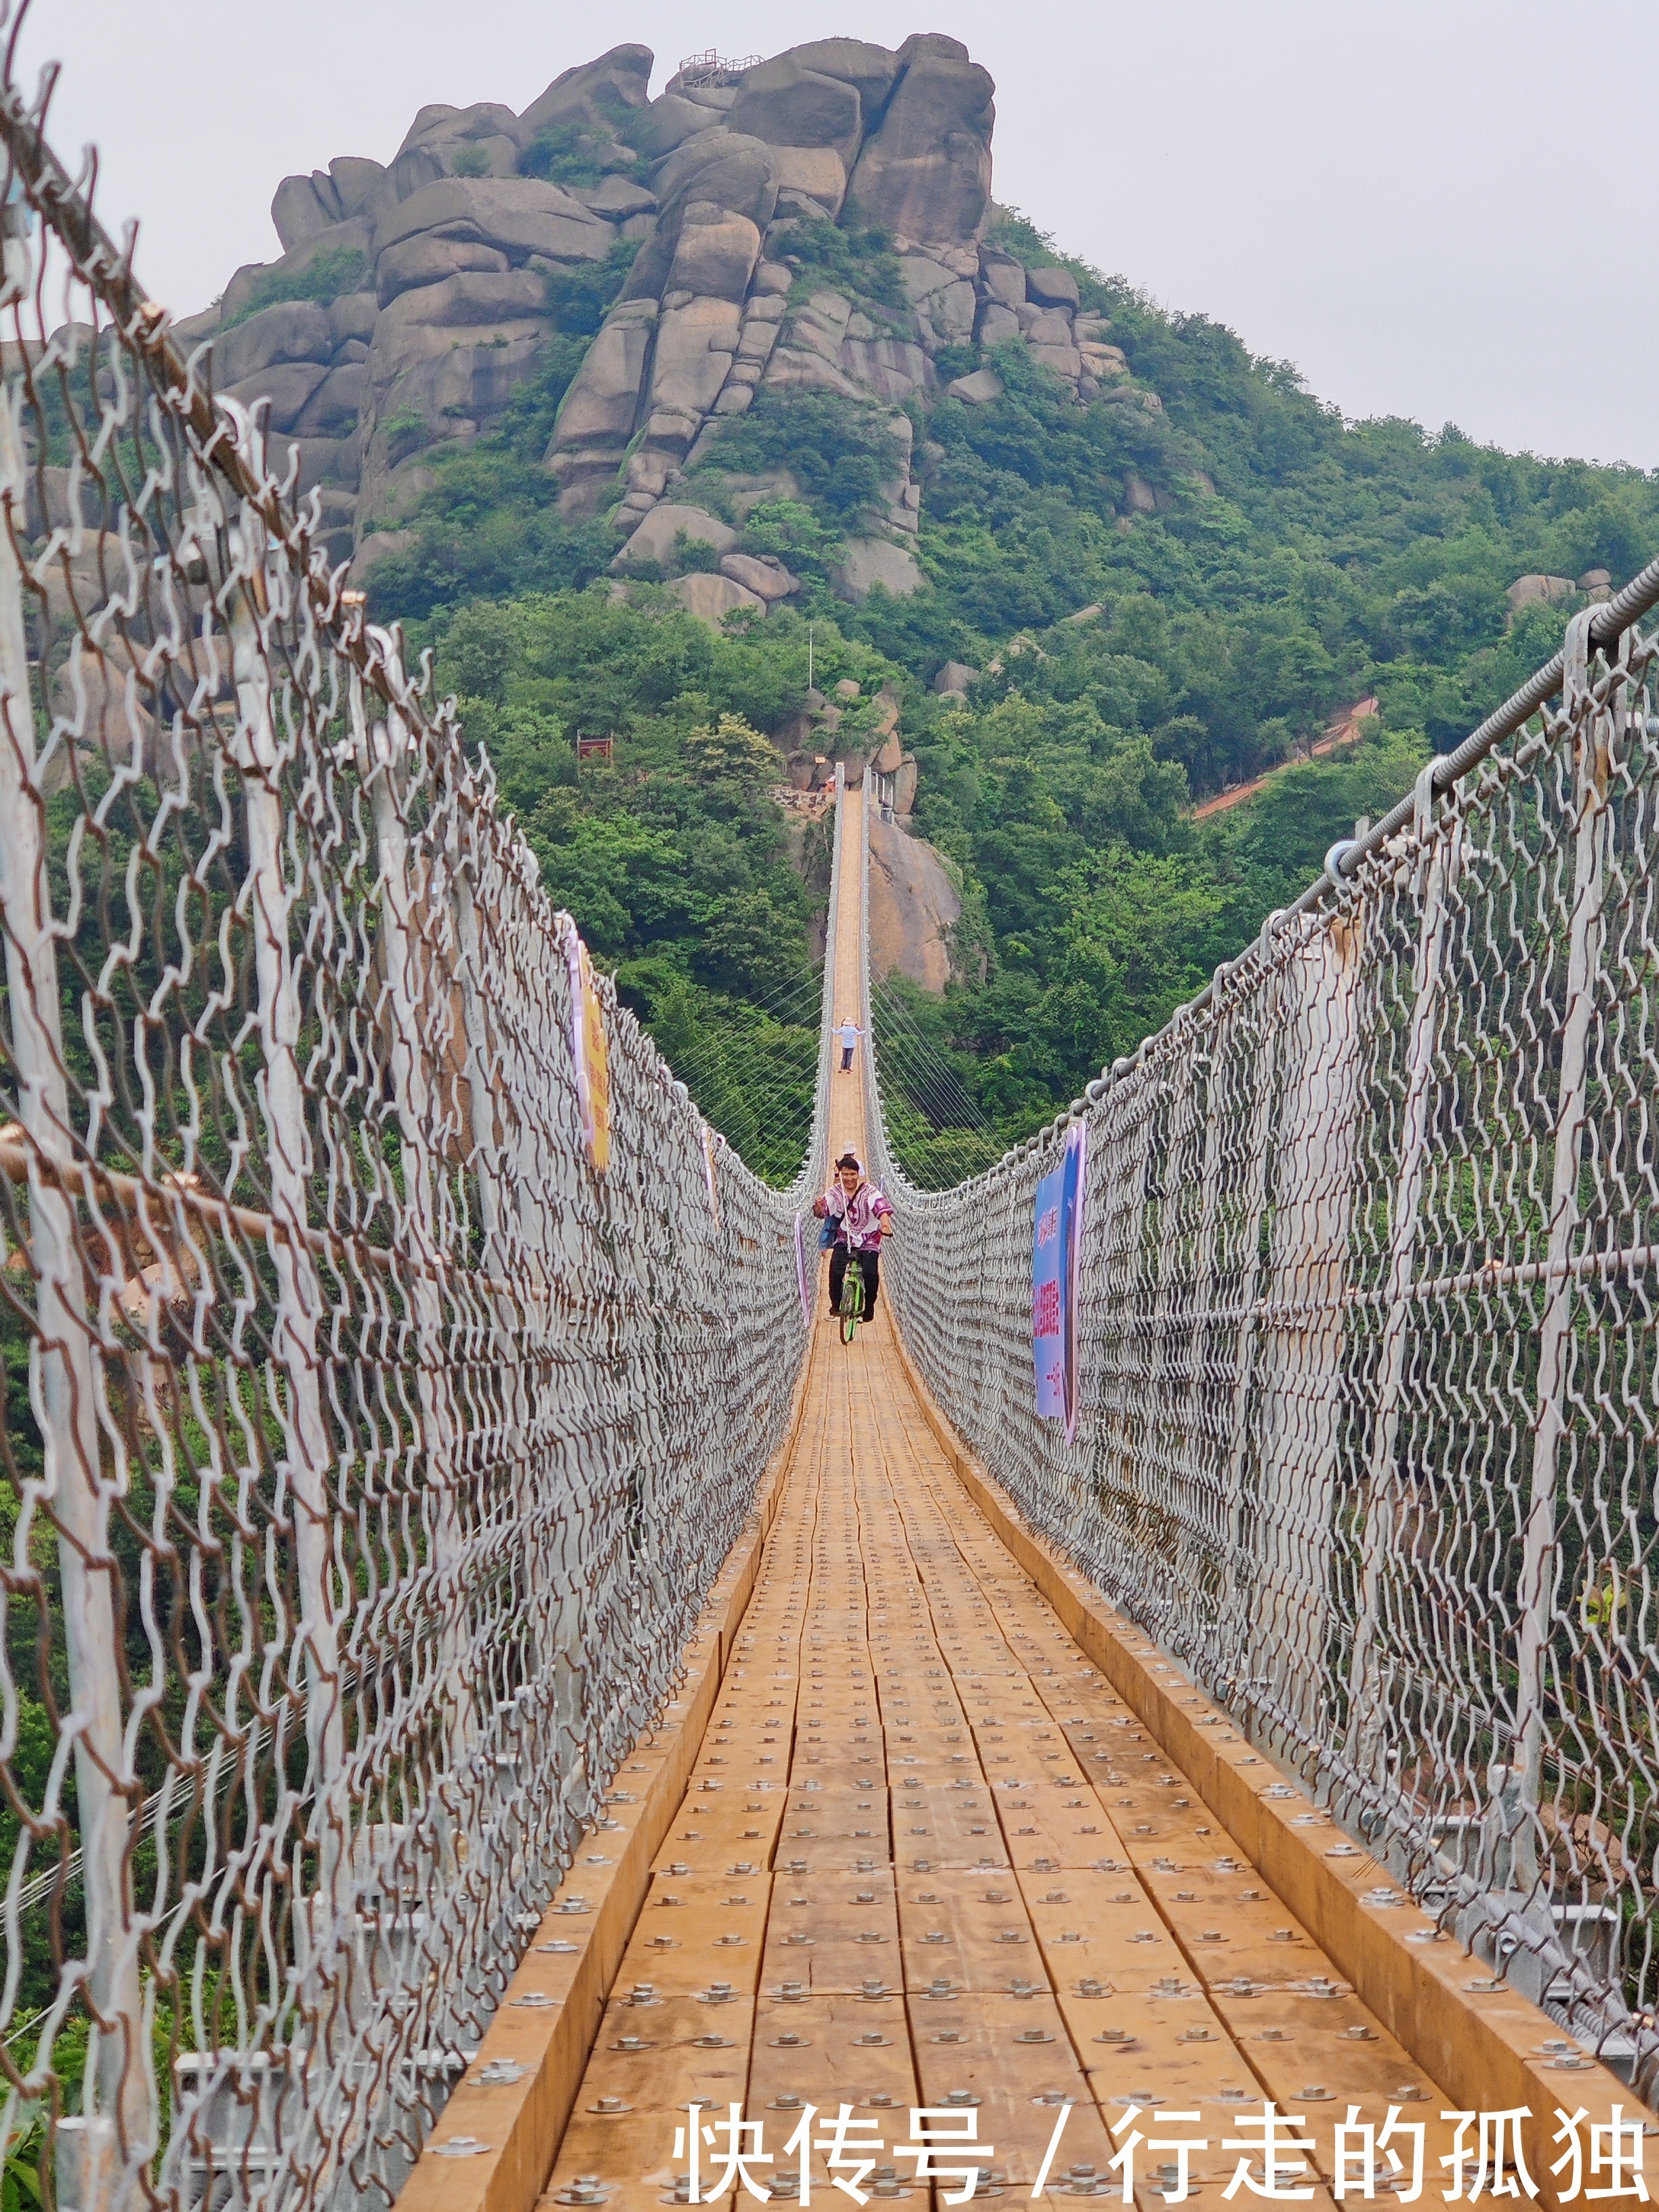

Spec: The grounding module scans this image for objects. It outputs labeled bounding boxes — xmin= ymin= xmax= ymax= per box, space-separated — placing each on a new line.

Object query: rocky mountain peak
xmin=171 ymin=34 xmax=1135 ymax=615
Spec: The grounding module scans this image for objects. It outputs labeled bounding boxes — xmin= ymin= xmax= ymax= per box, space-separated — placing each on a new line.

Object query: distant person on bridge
xmin=814 ymin=1152 xmax=893 ymax=1328
xmin=836 ymin=1015 xmax=863 ymax=1073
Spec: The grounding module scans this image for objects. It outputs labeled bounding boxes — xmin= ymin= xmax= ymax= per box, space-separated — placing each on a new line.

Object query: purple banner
xmin=1033 ymin=1120 xmax=1088 ymax=1441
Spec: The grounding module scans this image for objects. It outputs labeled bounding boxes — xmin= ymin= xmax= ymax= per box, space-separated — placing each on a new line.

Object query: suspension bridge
xmin=0 ymin=50 xmax=1654 ymax=2212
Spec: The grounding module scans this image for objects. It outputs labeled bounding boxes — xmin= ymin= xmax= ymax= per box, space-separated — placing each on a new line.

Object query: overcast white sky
xmin=18 ymin=0 xmax=1655 ymax=468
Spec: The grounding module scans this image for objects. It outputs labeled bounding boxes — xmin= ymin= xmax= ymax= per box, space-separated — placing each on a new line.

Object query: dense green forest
xmin=379 ymin=208 xmax=1659 ymax=1178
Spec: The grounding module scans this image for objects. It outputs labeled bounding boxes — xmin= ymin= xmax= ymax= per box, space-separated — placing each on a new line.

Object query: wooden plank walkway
xmin=532 ymin=790 xmax=1466 ymax=2212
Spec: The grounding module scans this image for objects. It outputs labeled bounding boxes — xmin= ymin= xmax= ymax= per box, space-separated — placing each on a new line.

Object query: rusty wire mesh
xmin=0 ymin=54 xmax=826 ymax=2212
xmin=865 ymin=592 xmax=1659 ymax=2096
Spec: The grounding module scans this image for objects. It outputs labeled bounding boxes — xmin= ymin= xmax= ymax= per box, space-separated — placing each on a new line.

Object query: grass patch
xmin=224 ymin=243 xmax=368 ymax=329
xmin=779 ymin=216 xmax=907 ymax=312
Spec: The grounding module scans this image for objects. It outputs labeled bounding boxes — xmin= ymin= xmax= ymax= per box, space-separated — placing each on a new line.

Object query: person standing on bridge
xmin=814 ymin=1152 xmax=893 ymax=1326
xmin=836 ymin=1015 xmax=864 ymax=1073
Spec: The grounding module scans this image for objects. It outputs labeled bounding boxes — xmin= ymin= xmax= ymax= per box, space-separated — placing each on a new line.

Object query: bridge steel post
xmin=1187 ymin=1028 xmax=1229 ymax=1650
xmin=1142 ymin=1048 xmax=1210 ymax=1626
xmin=1090 ymin=1059 xmax=1159 ymax=1585
xmin=1246 ymin=904 xmax=1363 ymax=1772
xmin=0 ymin=342 xmax=155 ymax=2209
xmin=222 ymin=515 xmax=366 ymax=2209
xmin=1350 ymin=756 xmax=1458 ymax=1801
xmin=1514 ymin=611 xmax=1620 ymax=1872
xmin=1206 ymin=979 xmax=1279 ymax=1701
xmin=450 ymin=864 xmax=505 ymax=1266
xmin=228 ymin=528 xmax=348 ymax=1835
xmin=354 ymin=672 xmax=482 ymax=1924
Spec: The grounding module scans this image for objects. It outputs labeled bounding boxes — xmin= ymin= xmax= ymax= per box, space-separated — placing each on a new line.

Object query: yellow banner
xmin=567 ymin=930 xmax=611 ymax=1174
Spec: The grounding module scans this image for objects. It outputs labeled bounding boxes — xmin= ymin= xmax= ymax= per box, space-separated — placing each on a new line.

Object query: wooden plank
xmin=909 ymin=2002 xmax=1117 ymax=2186
xmin=896 ymin=1868 xmax=1061 ymax=1996
xmin=890 ymin=1781 xmax=1008 ymax=1866
xmin=757 ymin=1868 xmax=901 ymax=1996
xmin=747 ymin=1992 xmax=920 ymax=2112
xmin=653 ymin=1829 xmax=784 ymax=1868
xmin=618 ymin=1877 xmax=771 ymax=2000
xmin=558 ymin=1996 xmax=753 ymax=2124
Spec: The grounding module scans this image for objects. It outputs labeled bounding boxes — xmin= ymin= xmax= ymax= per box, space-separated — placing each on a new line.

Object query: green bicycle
xmin=838 ymin=1258 xmax=866 ymax=1345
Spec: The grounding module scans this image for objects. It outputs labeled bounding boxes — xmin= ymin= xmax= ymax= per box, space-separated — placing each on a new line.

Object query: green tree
xmin=443 ymin=602 xmax=518 ymax=703
xmin=684 ymin=714 xmax=780 ymax=787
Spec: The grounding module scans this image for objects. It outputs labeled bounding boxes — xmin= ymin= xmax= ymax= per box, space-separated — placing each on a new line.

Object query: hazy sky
xmin=18 ymin=0 xmax=1655 ymax=468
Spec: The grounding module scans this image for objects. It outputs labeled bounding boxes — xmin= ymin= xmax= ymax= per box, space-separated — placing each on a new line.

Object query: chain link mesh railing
xmin=0 ymin=51 xmax=828 ymax=2212
xmin=17 ymin=0 xmax=1659 ymax=2193
xmin=863 ymin=569 xmax=1659 ymax=2096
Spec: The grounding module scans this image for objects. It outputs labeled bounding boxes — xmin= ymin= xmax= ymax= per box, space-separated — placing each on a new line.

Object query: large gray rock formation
xmin=376 ymin=235 xmax=511 ymax=309
xmin=668 ymin=203 xmax=763 ymax=302
xmin=1507 ymin=573 xmax=1577 ymax=614
xmin=520 ymin=44 xmax=653 ymax=137
xmin=846 ymin=35 xmax=994 ymax=248
xmin=372 ymin=177 xmax=614 ymax=265
xmin=868 ymin=814 xmax=960 ymax=990
xmin=785 ymin=39 xmax=902 ymax=114
xmin=721 ymin=552 xmax=798 ymax=602
xmin=216 ymin=301 xmax=334 ymax=390
xmin=615 ymin=501 xmax=736 ymax=567
xmin=669 ymin=571 xmax=764 ymax=625
xmin=272 ymin=175 xmax=344 ymax=254
xmin=727 ymin=56 xmax=864 ymax=166
xmin=397 ymin=102 xmax=529 ymax=180
xmin=175 ymin=31 xmax=1155 ymax=591
xmin=831 ymin=536 xmax=923 ymax=601
xmin=947 ymin=367 xmax=1002 ymax=405
xmin=220 ymin=218 xmax=371 ymax=323
xmin=544 ymin=29 xmax=1083 ymax=569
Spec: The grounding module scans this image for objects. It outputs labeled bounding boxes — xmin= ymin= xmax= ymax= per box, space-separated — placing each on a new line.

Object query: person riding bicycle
xmin=813 ymin=1152 xmax=893 ymax=1328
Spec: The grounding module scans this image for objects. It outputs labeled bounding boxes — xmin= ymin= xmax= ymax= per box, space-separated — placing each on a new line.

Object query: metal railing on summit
xmin=862 ymin=575 xmax=1659 ymax=2093
xmin=0 ymin=39 xmax=831 ymax=2212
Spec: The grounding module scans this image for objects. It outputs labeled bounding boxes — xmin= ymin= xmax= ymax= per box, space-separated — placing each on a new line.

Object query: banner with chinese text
xmin=1032 ymin=1120 xmax=1088 ymax=1441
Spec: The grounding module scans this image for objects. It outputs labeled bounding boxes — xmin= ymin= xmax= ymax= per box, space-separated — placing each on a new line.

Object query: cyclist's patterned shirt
xmin=823 ymin=1181 xmax=893 ymax=1252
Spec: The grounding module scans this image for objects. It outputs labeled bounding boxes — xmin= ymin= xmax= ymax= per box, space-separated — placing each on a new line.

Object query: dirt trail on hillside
xmin=1191 ymin=693 xmax=1378 ymax=823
